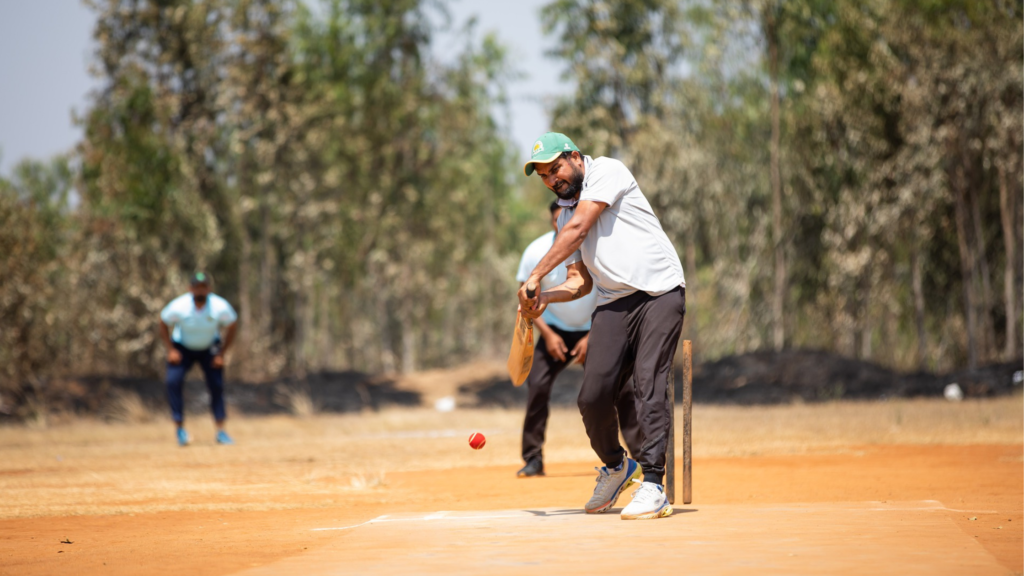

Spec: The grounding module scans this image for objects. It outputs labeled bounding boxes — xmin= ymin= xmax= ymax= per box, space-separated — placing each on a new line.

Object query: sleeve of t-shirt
xmin=216 ymin=298 xmax=238 ymax=327
xmin=516 ymin=243 xmax=537 ymax=283
xmin=160 ymin=298 xmax=181 ymax=325
xmin=580 ymin=158 xmax=634 ymax=207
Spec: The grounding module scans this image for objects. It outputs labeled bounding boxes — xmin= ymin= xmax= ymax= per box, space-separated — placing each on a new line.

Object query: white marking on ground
xmin=309 ymin=501 xmax=999 ymax=532
xmin=312 ymin=512 xmax=534 ymax=531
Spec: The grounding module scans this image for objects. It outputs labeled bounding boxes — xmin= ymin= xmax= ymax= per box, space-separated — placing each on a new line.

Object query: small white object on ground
xmin=943 ymin=383 xmax=963 ymax=402
xmin=1012 ymin=370 xmax=1023 ymax=385
xmin=434 ymin=396 xmax=456 ymax=412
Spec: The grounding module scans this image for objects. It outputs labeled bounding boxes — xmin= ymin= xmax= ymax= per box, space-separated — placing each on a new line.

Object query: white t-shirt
xmin=558 ymin=155 xmax=685 ymax=307
xmin=160 ymin=293 xmax=238 ymax=351
xmin=516 ymin=231 xmax=597 ymax=332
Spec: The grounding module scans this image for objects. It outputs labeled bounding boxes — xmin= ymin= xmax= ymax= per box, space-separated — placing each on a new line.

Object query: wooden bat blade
xmin=508 ymin=284 xmax=537 ymax=386
xmin=506 ymin=310 xmax=534 ymax=386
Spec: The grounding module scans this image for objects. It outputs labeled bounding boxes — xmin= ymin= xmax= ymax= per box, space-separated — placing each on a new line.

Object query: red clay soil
xmin=1 ymin=444 xmax=1020 ymax=575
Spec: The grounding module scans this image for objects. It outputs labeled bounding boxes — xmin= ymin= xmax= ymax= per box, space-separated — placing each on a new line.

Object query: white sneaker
xmin=584 ymin=457 xmax=642 ymax=514
xmin=620 ymin=480 xmax=673 ymax=520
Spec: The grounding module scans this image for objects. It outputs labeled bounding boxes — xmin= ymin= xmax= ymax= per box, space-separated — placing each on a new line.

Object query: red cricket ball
xmin=468 ymin=432 xmax=486 ymax=450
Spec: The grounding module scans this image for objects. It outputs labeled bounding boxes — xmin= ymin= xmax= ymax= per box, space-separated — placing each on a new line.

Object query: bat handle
xmin=525 ymin=283 xmax=537 ymax=299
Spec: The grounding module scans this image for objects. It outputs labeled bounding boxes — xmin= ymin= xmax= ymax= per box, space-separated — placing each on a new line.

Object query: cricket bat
xmin=507 ymin=284 xmax=537 ymax=386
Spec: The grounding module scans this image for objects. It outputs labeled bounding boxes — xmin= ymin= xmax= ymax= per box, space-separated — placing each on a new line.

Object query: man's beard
xmin=553 ymin=164 xmax=584 ymax=200
xmin=193 ymin=295 xmax=208 ymax=307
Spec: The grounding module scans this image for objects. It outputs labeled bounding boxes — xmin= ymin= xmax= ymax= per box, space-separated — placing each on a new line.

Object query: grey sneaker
xmin=584 ymin=457 xmax=642 ymax=514
xmin=517 ymin=459 xmax=545 ymax=478
xmin=620 ymin=480 xmax=673 ymax=520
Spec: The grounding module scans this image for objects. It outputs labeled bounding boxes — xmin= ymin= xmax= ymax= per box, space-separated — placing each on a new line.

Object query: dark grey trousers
xmin=577 ymin=286 xmax=685 ymax=484
xmin=522 ymin=326 xmax=643 ymax=464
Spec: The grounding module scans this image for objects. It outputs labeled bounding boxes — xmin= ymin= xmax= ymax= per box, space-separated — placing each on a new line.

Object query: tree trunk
xmin=293 ymin=285 xmax=306 ymax=376
xmin=259 ymin=190 xmax=272 ymax=343
xmin=685 ymin=234 xmax=697 ymax=288
xmin=376 ymin=278 xmax=396 ymax=373
xmin=953 ymin=165 xmax=979 ymax=369
xmin=293 ymin=258 xmax=315 ymax=377
xmin=317 ymin=279 xmax=332 ymax=369
xmin=766 ymin=6 xmax=785 ymax=352
xmin=400 ymin=265 xmax=417 ymax=374
xmin=970 ymin=180 xmax=994 ymax=361
xmin=237 ymin=212 xmax=252 ymax=376
xmin=402 ymin=324 xmax=416 ymax=374
xmin=858 ymin=269 xmax=872 ymax=360
xmin=911 ymin=243 xmax=928 ymax=369
xmin=998 ymin=164 xmax=1017 ymax=359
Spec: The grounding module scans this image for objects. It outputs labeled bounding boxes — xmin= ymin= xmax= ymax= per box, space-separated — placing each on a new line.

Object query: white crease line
xmin=312 ymin=513 xmax=525 ymax=532
xmin=749 ymin=502 xmax=1001 ymax=514
xmin=311 ymin=503 xmax=1003 ymax=531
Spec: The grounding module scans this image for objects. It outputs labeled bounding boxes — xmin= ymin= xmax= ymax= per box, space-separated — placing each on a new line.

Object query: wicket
xmin=665 ymin=339 xmax=692 ymax=505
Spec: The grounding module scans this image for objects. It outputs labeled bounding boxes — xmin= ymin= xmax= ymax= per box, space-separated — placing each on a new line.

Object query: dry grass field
xmin=1 ymin=397 xmax=1020 ymax=519
xmin=0 ymin=395 xmax=1020 ymax=575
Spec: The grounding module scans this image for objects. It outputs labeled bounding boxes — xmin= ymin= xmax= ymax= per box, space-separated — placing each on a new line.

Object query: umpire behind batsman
xmin=519 ymin=133 xmax=686 ymax=521
xmin=516 ymin=201 xmax=644 ymax=478
xmin=159 ymin=272 xmax=238 ymax=447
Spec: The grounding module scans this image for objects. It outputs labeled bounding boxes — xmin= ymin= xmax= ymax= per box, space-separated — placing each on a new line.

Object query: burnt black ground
xmin=461 ymin=350 xmax=1022 ymax=407
xmin=2 ymin=350 xmax=1020 ymax=422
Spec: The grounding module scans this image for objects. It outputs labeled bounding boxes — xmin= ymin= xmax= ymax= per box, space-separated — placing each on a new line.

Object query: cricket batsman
xmin=519 ymin=133 xmax=686 ymax=520
xmin=515 ymin=201 xmax=644 ymax=478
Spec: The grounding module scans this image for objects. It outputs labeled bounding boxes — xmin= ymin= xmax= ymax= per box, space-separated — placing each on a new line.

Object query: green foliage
xmin=2 ymin=0 xmax=1020 ymax=402
xmin=0 ymin=158 xmax=75 ymax=419
xmin=13 ymin=0 xmax=532 ymax=383
xmin=544 ymin=0 xmax=1022 ymax=369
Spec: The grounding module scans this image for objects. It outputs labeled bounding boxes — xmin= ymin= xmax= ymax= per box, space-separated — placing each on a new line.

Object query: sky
xmin=0 ymin=0 xmax=570 ymax=176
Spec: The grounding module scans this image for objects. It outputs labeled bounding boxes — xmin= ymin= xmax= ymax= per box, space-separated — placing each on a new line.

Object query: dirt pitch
xmin=0 ymin=396 xmax=1021 ymax=575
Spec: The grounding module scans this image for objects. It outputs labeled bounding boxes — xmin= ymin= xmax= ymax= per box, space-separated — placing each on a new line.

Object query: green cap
xmin=190 ymin=271 xmax=211 ymax=286
xmin=523 ymin=132 xmax=579 ymax=176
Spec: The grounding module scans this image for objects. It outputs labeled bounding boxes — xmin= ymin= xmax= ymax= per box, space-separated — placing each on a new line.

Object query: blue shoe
xmin=584 ymin=457 xmax=642 ymax=513
xmin=216 ymin=430 xmax=234 ymax=445
xmin=177 ymin=428 xmax=189 ymax=447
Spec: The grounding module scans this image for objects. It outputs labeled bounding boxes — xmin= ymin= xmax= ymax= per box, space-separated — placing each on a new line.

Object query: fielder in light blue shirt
xmin=159 ymin=272 xmax=238 ymax=447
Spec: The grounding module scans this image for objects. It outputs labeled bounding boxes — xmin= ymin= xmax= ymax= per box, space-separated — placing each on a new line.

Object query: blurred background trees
xmin=1 ymin=0 xmax=1020 ymax=406
xmin=545 ymin=0 xmax=1021 ymax=370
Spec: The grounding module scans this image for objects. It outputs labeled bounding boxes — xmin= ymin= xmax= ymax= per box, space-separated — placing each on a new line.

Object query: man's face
xmin=534 ymin=152 xmax=585 ymax=201
xmin=190 ymin=283 xmax=211 ymax=306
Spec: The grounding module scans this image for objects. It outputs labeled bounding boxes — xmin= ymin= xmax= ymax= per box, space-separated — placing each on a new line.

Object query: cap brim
xmin=523 ymin=152 xmax=563 ymax=176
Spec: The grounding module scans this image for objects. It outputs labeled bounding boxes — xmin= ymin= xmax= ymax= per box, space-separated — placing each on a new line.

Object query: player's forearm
xmin=528 ymin=219 xmax=588 ymax=284
xmin=159 ymin=322 xmax=174 ymax=350
xmin=220 ymin=323 xmax=237 ymax=354
xmin=543 ymin=274 xmax=592 ymax=304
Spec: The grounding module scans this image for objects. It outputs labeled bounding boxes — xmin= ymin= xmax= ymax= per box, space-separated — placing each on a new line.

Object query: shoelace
xmin=593 ymin=466 xmax=614 ymax=490
xmin=629 ymin=479 xmax=658 ymax=502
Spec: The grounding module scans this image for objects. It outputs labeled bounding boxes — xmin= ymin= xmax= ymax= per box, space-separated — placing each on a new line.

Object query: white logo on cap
xmin=564 ymin=143 xmax=571 ymax=149
xmin=533 ymin=141 xmax=544 ymax=154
